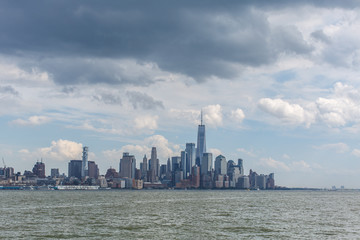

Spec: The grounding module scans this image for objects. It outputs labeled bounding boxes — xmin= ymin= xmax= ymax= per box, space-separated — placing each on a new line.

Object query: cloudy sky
xmin=2 ymin=0 xmax=360 ymax=188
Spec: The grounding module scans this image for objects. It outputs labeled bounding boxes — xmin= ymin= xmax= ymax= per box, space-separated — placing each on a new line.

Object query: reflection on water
xmin=0 ymin=190 xmax=359 ymax=239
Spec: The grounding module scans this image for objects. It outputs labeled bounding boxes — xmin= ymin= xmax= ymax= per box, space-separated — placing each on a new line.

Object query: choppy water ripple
xmin=1 ymin=190 xmax=360 ymax=239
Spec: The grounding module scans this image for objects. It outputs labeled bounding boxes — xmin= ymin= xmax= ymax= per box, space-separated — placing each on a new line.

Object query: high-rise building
xmin=201 ymin=153 xmax=212 ymax=176
xmin=68 ymin=160 xmax=82 ymax=179
xmin=181 ymin=151 xmax=187 ymax=179
xmin=160 ymin=164 xmax=167 ymax=177
xmin=185 ymin=143 xmax=195 ymax=177
xmin=256 ymin=174 xmax=267 ymax=189
xmin=267 ymin=173 xmax=275 ymax=189
xmin=196 ymin=111 xmax=206 ymax=167
xmin=33 ymin=161 xmax=46 ymax=178
xmin=81 ymin=146 xmax=89 ymax=178
xmin=51 ymin=168 xmax=59 ymax=178
xmin=88 ymin=161 xmax=99 ymax=179
xmin=166 ymin=157 xmax=172 ymax=181
xmin=5 ymin=167 xmax=14 ymax=179
xmin=142 ymin=155 xmax=148 ymax=180
xmin=167 ymin=157 xmax=171 ymax=173
xmin=191 ymin=165 xmax=200 ymax=188
xmin=215 ymin=155 xmax=227 ymax=176
xmin=149 ymin=147 xmax=159 ymax=178
xmin=237 ymin=176 xmax=250 ymax=189
xmin=119 ymin=152 xmax=136 ymax=179
xmin=249 ymin=169 xmax=258 ymax=189
xmin=171 ymin=156 xmax=181 ymax=172
xmin=238 ymin=159 xmax=244 ymax=175
xmin=171 ymin=156 xmax=181 ymax=186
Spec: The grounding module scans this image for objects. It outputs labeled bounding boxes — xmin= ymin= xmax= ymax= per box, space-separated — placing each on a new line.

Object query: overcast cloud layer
xmin=2 ymin=1 xmax=360 ymax=188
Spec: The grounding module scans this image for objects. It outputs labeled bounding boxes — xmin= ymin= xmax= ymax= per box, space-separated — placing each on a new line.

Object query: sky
xmin=2 ymin=0 xmax=360 ymax=188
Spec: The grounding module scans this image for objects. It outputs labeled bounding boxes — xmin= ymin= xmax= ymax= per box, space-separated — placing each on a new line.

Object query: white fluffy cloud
xmin=316 ymin=82 xmax=360 ymax=127
xmin=0 ymin=62 xmax=51 ymax=86
xmin=134 ymin=115 xmax=158 ymax=130
xmin=103 ymin=134 xmax=180 ymax=165
xmin=203 ymin=104 xmax=223 ymax=127
xmin=231 ymin=108 xmax=245 ymax=123
xmin=18 ymin=139 xmax=84 ymax=162
xmin=258 ymin=98 xmax=315 ymax=127
xmin=11 ymin=115 xmax=51 ymax=126
xmin=258 ymin=82 xmax=360 ymax=128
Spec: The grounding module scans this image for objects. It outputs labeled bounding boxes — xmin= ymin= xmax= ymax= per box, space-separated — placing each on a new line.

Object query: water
xmin=1 ymin=190 xmax=360 ymax=239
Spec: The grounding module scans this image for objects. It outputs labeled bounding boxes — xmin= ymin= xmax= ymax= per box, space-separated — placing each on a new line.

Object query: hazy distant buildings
xmin=2 ymin=109 xmax=276 ymax=190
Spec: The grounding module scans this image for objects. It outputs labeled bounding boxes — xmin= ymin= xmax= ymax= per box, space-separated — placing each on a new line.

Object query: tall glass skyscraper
xmin=196 ymin=111 xmax=206 ymax=167
xmin=81 ymin=146 xmax=88 ymax=178
xmin=185 ymin=143 xmax=195 ymax=177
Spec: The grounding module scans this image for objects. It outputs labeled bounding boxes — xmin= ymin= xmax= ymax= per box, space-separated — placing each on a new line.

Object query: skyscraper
xmin=33 ymin=161 xmax=46 ymax=178
xmin=201 ymin=152 xmax=212 ymax=176
xmin=142 ymin=155 xmax=148 ymax=180
xmin=196 ymin=111 xmax=206 ymax=167
xmin=238 ymin=158 xmax=244 ymax=175
xmin=150 ymin=147 xmax=159 ymax=177
xmin=88 ymin=161 xmax=99 ymax=179
xmin=215 ymin=155 xmax=227 ymax=176
xmin=68 ymin=160 xmax=82 ymax=179
xmin=119 ymin=152 xmax=136 ymax=179
xmin=181 ymin=151 xmax=187 ymax=179
xmin=81 ymin=146 xmax=89 ymax=178
xmin=185 ymin=143 xmax=195 ymax=177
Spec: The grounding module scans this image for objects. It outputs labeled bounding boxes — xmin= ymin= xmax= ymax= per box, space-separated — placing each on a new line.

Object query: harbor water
xmin=0 ymin=190 xmax=359 ymax=239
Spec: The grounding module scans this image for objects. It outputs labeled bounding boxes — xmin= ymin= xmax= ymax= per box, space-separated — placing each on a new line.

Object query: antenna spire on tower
xmin=201 ymin=109 xmax=203 ymax=125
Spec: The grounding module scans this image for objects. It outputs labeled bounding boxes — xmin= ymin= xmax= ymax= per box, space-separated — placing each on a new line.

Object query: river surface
xmin=0 ymin=190 xmax=359 ymax=239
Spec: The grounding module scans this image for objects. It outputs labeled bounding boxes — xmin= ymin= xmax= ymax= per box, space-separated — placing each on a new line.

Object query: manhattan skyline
xmin=1 ymin=1 xmax=360 ymax=188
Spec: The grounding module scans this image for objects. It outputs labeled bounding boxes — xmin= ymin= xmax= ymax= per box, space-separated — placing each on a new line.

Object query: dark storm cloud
xmin=0 ymin=85 xmax=19 ymax=96
xmin=311 ymin=30 xmax=331 ymax=44
xmin=0 ymin=0 xmax=358 ymax=85
xmin=126 ymin=91 xmax=164 ymax=110
xmin=92 ymin=92 xmax=122 ymax=105
xmin=61 ymin=86 xmax=77 ymax=94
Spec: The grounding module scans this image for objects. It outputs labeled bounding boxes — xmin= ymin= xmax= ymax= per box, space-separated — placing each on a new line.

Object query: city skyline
xmin=2 ymin=1 xmax=360 ymax=188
